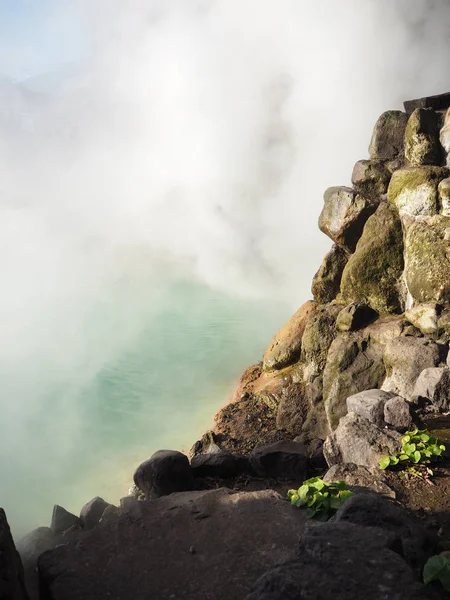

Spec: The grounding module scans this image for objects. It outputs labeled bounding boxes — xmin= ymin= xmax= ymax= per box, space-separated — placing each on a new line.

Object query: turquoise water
xmin=0 ymin=276 xmax=289 ymax=537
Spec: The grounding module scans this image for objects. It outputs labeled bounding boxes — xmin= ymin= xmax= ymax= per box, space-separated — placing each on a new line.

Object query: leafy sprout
xmin=287 ymin=477 xmax=353 ymax=521
xmin=379 ymin=428 xmax=445 ymax=475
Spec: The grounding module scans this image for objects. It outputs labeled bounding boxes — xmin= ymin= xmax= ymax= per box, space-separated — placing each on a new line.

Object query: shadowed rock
xmin=404 ymin=92 xmax=450 ymax=113
xmin=134 ymin=450 xmax=194 ymax=499
xmin=0 ymin=508 xmax=28 ymax=600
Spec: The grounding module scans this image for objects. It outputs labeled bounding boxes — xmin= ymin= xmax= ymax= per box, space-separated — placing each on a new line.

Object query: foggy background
xmin=1 ymin=0 xmax=450 ymax=536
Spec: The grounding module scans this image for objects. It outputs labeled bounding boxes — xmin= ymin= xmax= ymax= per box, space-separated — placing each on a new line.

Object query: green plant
xmin=423 ymin=554 xmax=450 ymax=591
xmin=379 ymin=428 xmax=445 ymax=474
xmin=287 ymin=477 xmax=353 ymax=521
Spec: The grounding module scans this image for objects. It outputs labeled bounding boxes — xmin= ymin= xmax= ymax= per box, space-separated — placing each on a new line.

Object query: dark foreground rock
xmin=37 ymin=488 xmax=306 ymax=600
xmin=133 ymin=450 xmax=194 ymax=499
xmin=0 ymin=508 xmax=28 ymax=600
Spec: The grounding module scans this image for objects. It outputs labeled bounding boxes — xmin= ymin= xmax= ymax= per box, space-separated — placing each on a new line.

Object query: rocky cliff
xmin=4 ymin=93 xmax=450 ymax=600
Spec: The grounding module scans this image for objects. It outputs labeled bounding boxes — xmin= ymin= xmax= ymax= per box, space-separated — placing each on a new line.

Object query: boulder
xmin=384 ymin=396 xmax=414 ymax=431
xmin=339 ymin=202 xmax=404 ymax=314
xmin=405 ymin=303 xmax=440 ymax=334
xmin=300 ymin=304 xmax=342 ymax=380
xmin=323 ymin=463 xmax=395 ymax=498
xmin=297 ymin=376 xmax=331 ymax=444
xmin=387 ymin=166 xmax=449 ymax=218
xmin=438 ymin=177 xmax=450 ymax=215
xmin=346 ymin=389 xmax=394 ymax=426
xmin=335 ymin=302 xmax=378 ymax=332
xmin=38 ymin=488 xmax=308 ymax=600
xmin=133 ymin=451 xmax=194 ymax=499
xmin=334 ymin=493 xmax=437 ymax=575
xmin=369 ymin=110 xmax=409 ymax=160
xmin=249 ymin=441 xmax=308 ymax=479
xmin=275 ymin=382 xmax=308 ymax=435
xmin=318 ymin=186 xmax=378 ymax=251
xmin=0 ymin=508 xmax=28 ymax=600
xmin=99 ymin=505 xmax=121 ymax=524
xmin=190 ymin=450 xmax=247 ymax=479
xmin=351 ymin=159 xmax=391 ymax=197
xmin=404 ymin=92 xmax=450 ymax=113
xmin=323 ymin=333 xmax=386 ymax=430
xmin=404 ymin=108 xmax=441 ymax=166
xmin=412 ymin=367 xmax=450 ymax=411
xmin=80 ymin=497 xmax=112 ymax=530
xmin=262 ymin=301 xmax=316 ymax=371
xmin=405 ymin=215 xmax=450 ymax=302
xmin=382 ymin=337 xmax=442 ymax=400
xmin=50 ymin=505 xmax=79 ymax=535
xmin=247 ymin=520 xmax=438 ymax=600
xmin=17 ymin=527 xmax=58 ymax=600
xmin=311 ymin=244 xmax=348 ymax=303
xmin=323 ymin=412 xmax=401 ymax=469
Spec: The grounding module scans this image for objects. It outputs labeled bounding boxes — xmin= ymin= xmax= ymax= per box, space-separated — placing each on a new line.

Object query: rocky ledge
xmin=5 ymin=92 xmax=450 ymax=600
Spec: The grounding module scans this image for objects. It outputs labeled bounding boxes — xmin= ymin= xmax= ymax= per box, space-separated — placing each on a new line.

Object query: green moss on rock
xmin=387 ymin=166 xmax=449 ymax=217
xmin=311 ymin=245 xmax=349 ymax=304
xmin=404 ymin=108 xmax=441 ymax=166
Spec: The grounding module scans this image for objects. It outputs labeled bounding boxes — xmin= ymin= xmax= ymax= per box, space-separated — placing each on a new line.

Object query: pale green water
xmin=0 ymin=276 xmax=289 ymax=538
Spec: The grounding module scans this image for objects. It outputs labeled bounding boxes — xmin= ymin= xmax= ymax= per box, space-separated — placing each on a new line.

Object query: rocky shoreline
xmin=5 ymin=92 xmax=450 ymax=599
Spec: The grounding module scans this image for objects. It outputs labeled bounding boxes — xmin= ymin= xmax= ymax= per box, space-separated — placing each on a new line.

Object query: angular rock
xmin=0 ymin=508 xmax=28 ymax=600
xmin=311 ymin=244 xmax=348 ymax=304
xmin=247 ymin=520 xmax=438 ymax=600
xmin=405 ymin=303 xmax=439 ymax=334
xmin=134 ymin=450 xmax=194 ymax=499
xmin=300 ymin=304 xmax=342 ymax=380
xmin=339 ymin=202 xmax=404 ymax=314
xmin=318 ymin=186 xmax=378 ymax=251
xmin=275 ymin=382 xmax=308 ymax=435
xmin=384 ymin=396 xmax=414 ymax=431
xmin=262 ymin=301 xmax=316 ymax=371
xmin=298 ymin=376 xmax=331 ymax=444
xmin=249 ymin=441 xmax=308 ymax=479
xmin=335 ymin=302 xmax=378 ymax=332
xmin=404 ymin=92 xmax=450 ymax=113
xmin=334 ymin=493 xmax=437 ymax=574
xmin=351 ymin=159 xmax=391 ymax=197
xmin=438 ymin=177 xmax=450 ymax=215
xmin=38 ymin=488 xmax=308 ymax=600
xmin=323 ymin=333 xmax=386 ymax=430
xmin=99 ymin=504 xmax=121 ymax=524
xmin=190 ymin=450 xmax=246 ymax=479
xmin=413 ymin=367 xmax=450 ymax=411
xmin=440 ymin=107 xmax=450 ymax=166
xmin=346 ymin=389 xmax=394 ymax=426
xmin=323 ymin=463 xmax=395 ymax=497
xmin=387 ymin=166 xmax=449 ymax=218
xmin=323 ymin=412 xmax=401 ymax=469
xmin=50 ymin=505 xmax=79 ymax=535
xmin=369 ymin=110 xmax=409 ymax=161
xmin=405 ymin=215 xmax=450 ymax=302
xmin=404 ymin=108 xmax=441 ymax=166
xmin=382 ymin=337 xmax=442 ymax=400
xmin=80 ymin=497 xmax=112 ymax=530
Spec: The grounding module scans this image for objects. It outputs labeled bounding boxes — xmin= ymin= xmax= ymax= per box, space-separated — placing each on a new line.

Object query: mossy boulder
xmin=404 ymin=108 xmax=441 ymax=166
xmin=369 ymin=110 xmax=409 ymax=160
xmin=405 ymin=215 xmax=450 ymax=302
xmin=318 ymin=187 xmax=379 ymax=252
xmin=339 ymin=203 xmax=404 ymax=314
xmin=300 ymin=304 xmax=343 ymax=380
xmin=438 ymin=177 xmax=450 ymax=216
xmin=335 ymin=303 xmax=378 ymax=332
xmin=311 ymin=244 xmax=348 ymax=304
xmin=262 ymin=301 xmax=316 ymax=371
xmin=404 ymin=303 xmax=439 ymax=335
xmin=387 ymin=166 xmax=449 ymax=218
xmin=351 ymin=160 xmax=391 ymax=197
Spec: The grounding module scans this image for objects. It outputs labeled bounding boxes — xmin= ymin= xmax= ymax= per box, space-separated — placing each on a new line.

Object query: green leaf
xmin=379 ymin=456 xmax=391 ymax=470
xmin=433 ymin=447 xmax=442 ymax=457
xmin=438 ymin=565 xmax=450 ymax=591
xmin=403 ymin=443 xmax=416 ymax=455
xmin=399 ymin=454 xmax=409 ymax=461
xmin=423 ymin=555 xmax=450 ymax=584
xmin=289 ymin=493 xmax=300 ymax=504
xmin=298 ymin=484 xmax=310 ymax=499
xmin=412 ymin=450 xmax=421 ymax=463
xmin=310 ymin=479 xmax=325 ymax=491
xmin=339 ymin=490 xmax=353 ymax=501
xmin=421 ymin=433 xmax=430 ymax=442
xmin=305 ymin=507 xmax=316 ymax=519
xmin=401 ymin=435 xmax=411 ymax=443
xmin=333 ymin=480 xmax=347 ymax=490
xmin=389 ymin=456 xmax=399 ymax=466
xmin=440 ymin=445 xmax=446 ymax=451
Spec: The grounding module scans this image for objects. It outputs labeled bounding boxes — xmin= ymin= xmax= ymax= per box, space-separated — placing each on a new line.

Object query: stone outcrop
xmin=0 ymin=509 xmax=28 ymax=600
xmin=404 ymin=108 xmax=441 ymax=166
xmin=369 ymin=110 xmax=408 ymax=160
xmin=311 ymin=244 xmax=348 ymax=303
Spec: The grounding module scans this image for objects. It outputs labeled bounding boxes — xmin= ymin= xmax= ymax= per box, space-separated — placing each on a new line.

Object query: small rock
xmin=346 ymin=389 xmax=394 ymax=426
xmin=323 ymin=463 xmax=395 ymax=498
xmin=387 ymin=166 xmax=448 ymax=218
xmin=384 ymin=396 xmax=414 ymax=431
xmin=369 ymin=110 xmax=409 ymax=161
xmin=412 ymin=367 xmax=450 ymax=411
xmin=249 ymin=440 xmax=308 ymax=479
xmin=190 ymin=450 xmax=247 ymax=479
xmin=438 ymin=177 xmax=450 ymax=215
xmin=80 ymin=497 xmax=111 ymax=530
xmin=405 ymin=303 xmax=440 ymax=334
xmin=50 ymin=505 xmax=80 ymax=535
xmin=311 ymin=244 xmax=348 ymax=304
xmin=404 ymin=108 xmax=441 ymax=166
xmin=336 ymin=303 xmax=378 ymax=332
xmin=133 ymin=450 xmax=194 ymax=499
xmin=351 ymin=159 xmax=391 ymax=197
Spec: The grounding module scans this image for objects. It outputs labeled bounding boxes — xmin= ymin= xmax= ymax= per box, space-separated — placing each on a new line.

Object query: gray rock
xmin=351 ymin=159 xmax=391 ymax=197
xmin=346 ymin=389 xmax=394 ymax=426
xmin=405 ymin=303 xmax=439 ymax=335
xmin=0 ymin=508 xmax=28 ymax=600
xmin=384 ymin=396 xmax=414 ymax=430
xmin=249 ymin=441 xmax=308 ymax=479
xmin=335 ymin=303 xmax=378 ymax=332
xmin=318 ymin=186 xmax=378 ymax=252
xmin=99 ymin=504 xmax=121 ymax=524
xmin=323 ymin=463 xmax=395 ymax=498
xmin=311 ymin=244 xmax=348 ymax=304
xmin=438 ymin=177 xmax=450 ymax=215
xmin=323 ymin=412 xmax=401 ymax=469
xmin=50 ymin=505 xmax=79 ymax=535
xmin=405 ymin=108 xmax=441 ymax=166
xmin=133 ymin=450 xmax=194 ymax=499
xmin=412 ymin=366 xmax=450 ymax=411
xmin=190 ymin=450 xmax=247 ymax=478
xmin=382 ymin=337 xmax=442 ymax=400
xmin=80 ymin=497 xmax=111 ymax=530
xmin=369 ymin=110 xmax=409 ymax=160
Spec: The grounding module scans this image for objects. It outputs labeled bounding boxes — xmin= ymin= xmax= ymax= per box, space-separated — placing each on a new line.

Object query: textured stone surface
xmin=339 ymin=203 xmax=404 ymax=314
xmin=404 ymin=108 xmax=441 ymax=166
xmin=318 ymin=186 xmax=378 ymax=251
xmin=351 ymin=159 xmax=391 ymax=197
xmin=323 ymin=463 xmax=395 ymax=497
xmin=38 ymin=489 xmax=308 ymax=600
xmin=438 ymin=177 xmax=450 ymax=215
xmin=275 ymin=381 xmax=308 ymax=435
xmin=335 ymin=303 xmax=378 ymax=332
xmin=311 ymin=244 xmax=348 ymax=303
xmin=249 ymin=441 xmax=308 ymax=479
xmin=384 ymin=396 xmax=414 ymax=431
xmin=0 ymin=508 xmax=28 ymax=600
xmin=404 ymin=92 xmax=450 ymax=113
xmin=80 ymin=497 xmax=112 ymax=530
xmin=300 ymin=304 xmax=342 ymax=380
xmin=346 ymin=389 xmax=394 ymax=426
xmin=190 ymin=450 xmax=246 ymax=479
xmin=323 ymin=412 xmax=401 ymax=469
xmin=369 ymin=110 xmax=409 ymax=160
xmin=387 ymin=166 xmax=448 ymax=218
xmin=440 ymin=107 xmax=450 ymax=166
xmin=382 ymin=337 xmax=442 ymax=400
xmin=405 ymin=303 xmax=439 ymax=334
xmin=134 ymin=451 xmax=194 ymax=499
xmin=412 ymin=367 xmax=450 ymax=411
xmin=263 ymin=301 xmax=316 ymax=371
xmin=50 ymin=505 xmax=79 ymax=535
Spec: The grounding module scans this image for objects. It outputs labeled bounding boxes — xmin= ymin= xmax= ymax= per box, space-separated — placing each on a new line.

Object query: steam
xmin=1 ymin=0 xmax=450 ymax=535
